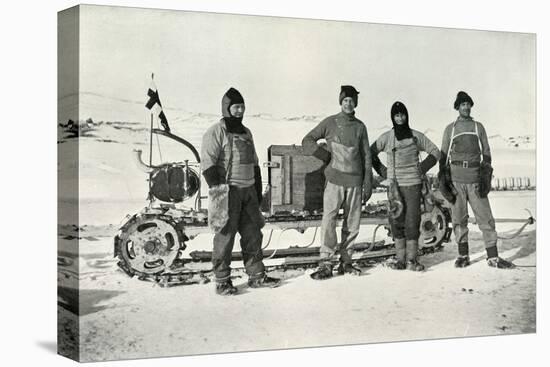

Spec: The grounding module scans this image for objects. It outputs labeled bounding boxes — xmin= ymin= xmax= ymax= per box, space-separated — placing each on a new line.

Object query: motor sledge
xmin=114 ymin=128 xmax=458 ymax=286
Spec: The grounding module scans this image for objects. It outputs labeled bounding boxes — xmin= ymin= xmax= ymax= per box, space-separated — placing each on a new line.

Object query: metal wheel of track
xmin=117 ymin=215 xmax=181 ymax=275
xmin=419 ymin=205 xmax=449 ymax=248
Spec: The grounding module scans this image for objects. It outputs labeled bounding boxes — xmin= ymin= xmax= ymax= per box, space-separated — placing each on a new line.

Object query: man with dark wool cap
xmin=439 ymin=91 xmax=515 ymax=269
xmin=302 ymin=85 xmax=373 ymax=280
xmin=201 ymin=87 xmax=281 ymax=295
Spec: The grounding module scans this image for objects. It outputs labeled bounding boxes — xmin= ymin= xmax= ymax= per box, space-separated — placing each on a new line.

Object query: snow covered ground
xmin=57 ymin=110 xmax=536 ymax=362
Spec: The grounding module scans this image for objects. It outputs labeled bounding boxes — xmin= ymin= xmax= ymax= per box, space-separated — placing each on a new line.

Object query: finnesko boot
xmin=337 ymin=262 xmax=362 ymax=275
xmin=406 ymin=239 xmax=425 ymax=271
xmin=390 ymin=238 xmax=406 ymax=270
xmin=215 ymin=279 xmax=238 ymax=295
xmin=454 ymin=255 xmax=471 ymax=268
xmin=487 ymin=257 xmax=515 ymax=269
xmin=310 ymin=263 xmax=334 ymax=280
xmin=248 ymin=274 xmax=282 ymax=288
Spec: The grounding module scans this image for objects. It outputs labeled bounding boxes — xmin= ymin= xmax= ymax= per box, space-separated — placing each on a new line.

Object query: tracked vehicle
xmin=114 ymin=128 xmax=458 ymax=286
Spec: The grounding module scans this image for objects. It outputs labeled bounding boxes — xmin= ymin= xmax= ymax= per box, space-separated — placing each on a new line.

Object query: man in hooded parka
xmin=201 ymin=87 xmax=281 ymax=295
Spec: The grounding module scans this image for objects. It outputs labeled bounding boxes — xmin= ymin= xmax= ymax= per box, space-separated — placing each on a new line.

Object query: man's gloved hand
xmin=419 ymin=154 xmax=437 ymax=175
xmin=371 ymin=154 xmax=387 ymax=179
xmin=202 ymin=166 xmax=222 ymax=188
xmin=313 ymin=145 xmax=331 ymax=165
xmin=437 ymin=167 xmax=456 ymax=204
xmin=478 ymin=161 xmax=493 ymax=198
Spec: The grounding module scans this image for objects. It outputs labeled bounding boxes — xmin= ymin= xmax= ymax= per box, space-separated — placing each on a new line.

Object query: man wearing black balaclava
xmin=201 ymin=87 xmax=281 ymax=295
xmin=439 ymin=91 xmax=514 ymax=269
xmin=370 ymin=101 xmax=440 ymax=271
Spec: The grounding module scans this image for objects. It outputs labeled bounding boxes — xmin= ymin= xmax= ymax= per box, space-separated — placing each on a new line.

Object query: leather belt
xmin=451 ymin=160 xmax=480 ymax=168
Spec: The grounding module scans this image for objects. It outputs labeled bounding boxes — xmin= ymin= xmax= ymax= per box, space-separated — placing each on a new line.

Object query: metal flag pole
xmin=147 ymin=112 xmax=154 ymax=204
xmin=149 ymin=112 xmax=154 ymax=168
xmin=148 ymin=73 xmax=155 ymax=204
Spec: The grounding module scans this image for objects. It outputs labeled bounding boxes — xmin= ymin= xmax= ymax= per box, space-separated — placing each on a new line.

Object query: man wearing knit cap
xmin=439 ymin=91 xmax=514 ymax=269
xmin=201 ymin=87 xmax=281 ymax=295
xmin=302 ymin=85 xmax=373 ymax=280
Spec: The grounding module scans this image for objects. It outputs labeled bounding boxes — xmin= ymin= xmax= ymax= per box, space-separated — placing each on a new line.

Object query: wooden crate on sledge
xmin=265 ymin=145 xmax=327 ymax=215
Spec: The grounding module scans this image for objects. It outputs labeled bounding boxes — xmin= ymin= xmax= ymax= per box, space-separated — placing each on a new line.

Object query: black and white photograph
xmin=56 ymin=3 xmax=539 ymax=362
xmin=2 ymin=1 xmax=548 ymax=367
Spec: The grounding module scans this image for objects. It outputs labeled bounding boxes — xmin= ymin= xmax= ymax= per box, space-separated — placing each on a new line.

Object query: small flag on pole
xmin=145 ymin=74 xmax=170 ymax=132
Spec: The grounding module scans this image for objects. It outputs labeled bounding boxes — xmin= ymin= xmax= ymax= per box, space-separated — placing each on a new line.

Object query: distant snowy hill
xmin=488 ymin=134 xmax=535 ymax=150
xmin=58 ymin=92 xmax=535 ymax=153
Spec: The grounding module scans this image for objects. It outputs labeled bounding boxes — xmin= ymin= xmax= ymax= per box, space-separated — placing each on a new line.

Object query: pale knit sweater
xmin=372 ymin=129 xmax=440 ymax=186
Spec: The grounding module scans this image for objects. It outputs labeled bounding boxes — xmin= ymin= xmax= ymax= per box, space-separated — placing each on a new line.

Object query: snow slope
xmin=57 ymin=97 xmax=537 ymax=361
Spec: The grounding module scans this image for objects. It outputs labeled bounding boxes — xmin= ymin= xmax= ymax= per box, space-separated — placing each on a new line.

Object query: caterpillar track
xmin=114 ymin=200 xmax=452 ymax=287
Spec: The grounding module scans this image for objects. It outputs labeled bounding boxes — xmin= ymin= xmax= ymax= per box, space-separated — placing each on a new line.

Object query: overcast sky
xmin=60 ymin=4 xmax=536 ymax=137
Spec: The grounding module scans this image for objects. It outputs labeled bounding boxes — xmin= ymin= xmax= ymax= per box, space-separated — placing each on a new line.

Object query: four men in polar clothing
xmin=201 ymin=87 xmax=515 ymax=295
